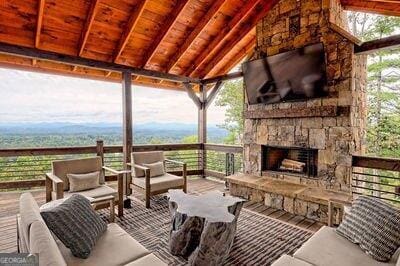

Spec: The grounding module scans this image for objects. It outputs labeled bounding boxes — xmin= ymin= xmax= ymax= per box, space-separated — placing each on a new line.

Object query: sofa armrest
xmin=45 ymin=173 xmax=64 ymax=202
xmin=328 ymin=198 xmax=352 ymax=227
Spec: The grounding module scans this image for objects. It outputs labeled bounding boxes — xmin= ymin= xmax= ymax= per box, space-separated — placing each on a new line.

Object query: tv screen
xmin=243 ymin=43 xmax=328 ymax=105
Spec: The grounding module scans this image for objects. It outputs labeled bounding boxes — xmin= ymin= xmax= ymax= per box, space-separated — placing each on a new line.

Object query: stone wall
xmin=243 ymin=0 xmax=367 ymax=192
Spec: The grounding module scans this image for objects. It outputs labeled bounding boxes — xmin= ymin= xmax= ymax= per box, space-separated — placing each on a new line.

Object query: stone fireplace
xmin=228 ymin=0 xmax=367 ymax=224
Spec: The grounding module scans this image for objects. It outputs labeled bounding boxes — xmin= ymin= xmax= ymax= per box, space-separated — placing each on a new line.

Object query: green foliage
xmin=214 ymin=80 xmax=244 ymax=144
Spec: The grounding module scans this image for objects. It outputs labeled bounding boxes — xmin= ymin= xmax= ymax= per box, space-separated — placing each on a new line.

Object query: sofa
xmin=272 ymin=226 xmax=400 ymax=266
xmin=17 ymin=193 xmax=166 ymax=266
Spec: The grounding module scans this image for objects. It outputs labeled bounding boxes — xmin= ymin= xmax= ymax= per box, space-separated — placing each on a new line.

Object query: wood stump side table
xmin=168 ymin=190 xmax=245 ymax=266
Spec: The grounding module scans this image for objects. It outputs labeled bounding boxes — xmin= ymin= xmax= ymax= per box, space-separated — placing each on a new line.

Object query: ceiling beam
xmin=183 ymin=0 xmax=264 ymax=77
xmin=341 ymin=0 xmax=400 ymax=17
xmin=202 ymin=71 xmax=243 ymax=85
xmin=355 ymin=34 xmax=400 ymax=54
xmin=0 ymin=42 xmax=201 ymax=83
xmin=78 ymin=0 xmax=100 ymax=57
xmin=35 ymin=0 xmax=45 ymax=48
xmin=113 ymin=0 xmax=147 ymax=63
xmin=140 ymin=0 xmax=190 ymax=68
xmin=195 ymin=0 xmax=279 ymax=78
xmin=164 ymin=0 xmax=227 ymax=73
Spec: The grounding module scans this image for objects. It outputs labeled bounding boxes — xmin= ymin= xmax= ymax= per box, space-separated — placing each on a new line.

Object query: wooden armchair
xmin=45 ymin=156 xmax=124 ymax=216
xmin=129 ymin=151 xmax=187 ymax=208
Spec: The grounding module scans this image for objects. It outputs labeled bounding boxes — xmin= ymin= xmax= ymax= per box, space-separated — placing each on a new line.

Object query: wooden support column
xmin=122 ymin=71 xmax=133 ymax=195
xmin=198 ymin=84 xmax=207 ymax=178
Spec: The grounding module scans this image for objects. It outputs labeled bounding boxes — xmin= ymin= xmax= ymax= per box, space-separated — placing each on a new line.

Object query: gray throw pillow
xmin=67 ymin=171 xmax=100 ymax=192
xmin=41 ymin=194 xmax=107 ymax=259
xmin=336 ymin=195 xmax=400 ymax=262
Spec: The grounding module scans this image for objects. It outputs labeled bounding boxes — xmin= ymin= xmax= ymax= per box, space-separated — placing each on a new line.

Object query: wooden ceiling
xmin=0 ymin=0 xmax=398 ymax=90
xmin=341 ymin=0 xmax=400 ymax=17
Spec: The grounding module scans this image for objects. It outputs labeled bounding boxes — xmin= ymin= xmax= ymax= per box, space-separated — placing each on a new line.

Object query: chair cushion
xmin=143 ymin=161 xmax=165 ymax=177
xmin=131 ymin=151 xmax=164 ymax=177
xmin=271 ymin=255 xmax=312 ymax=266
xmin=64 ymin=185 xmax=117 ymax=199
xmin=19 ymin=193 xmax=43 ymax=250
xmin=67 ymin=171 xmax=100 ymax=192
xmin=124 ymin=254 xmax=166 ymax=266
xmin=294 ymin=226 xmax=399 ymax=266
xmin=30 ymin=220 xmax=67 ymax=266
xmin=58 ymin=223 xmax=151 ymax=266
xmin=41 ymin=194 xmax=107 ymax=259
xmin=52 ymin=157 xmax=104 ymax=191
xmin=133 ymin=173 xmax=184 ymax=192
xmin=336 ymin=195 xmax=400 ymax=261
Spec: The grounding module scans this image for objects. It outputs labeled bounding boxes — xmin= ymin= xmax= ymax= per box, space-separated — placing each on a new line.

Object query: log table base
xmin=168 ymin=190 xmax=245 ymax=266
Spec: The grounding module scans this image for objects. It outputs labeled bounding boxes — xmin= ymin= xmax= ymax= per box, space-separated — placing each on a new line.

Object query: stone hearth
xmin=228 ymin=0 xmax=367 ymax=224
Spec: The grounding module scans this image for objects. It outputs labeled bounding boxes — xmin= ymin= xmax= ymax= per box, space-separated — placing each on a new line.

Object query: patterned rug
xmin=99 ymin=196 xmax=313 ymax=266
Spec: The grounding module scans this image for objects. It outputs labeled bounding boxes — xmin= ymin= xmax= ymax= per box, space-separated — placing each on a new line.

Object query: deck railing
xmin=352 ymin=155 xmax=400 ymax=204
xmin=0 ymin=141 xmax=243 ymax=190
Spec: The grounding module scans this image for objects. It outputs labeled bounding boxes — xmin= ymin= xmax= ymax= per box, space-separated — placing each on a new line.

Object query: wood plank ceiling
xmin=0 ymin=0 xmax=398 ymax=91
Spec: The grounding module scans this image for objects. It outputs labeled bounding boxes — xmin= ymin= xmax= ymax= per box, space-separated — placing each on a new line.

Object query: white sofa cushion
xmin=124 ymin=254 xmax=166 ymax=266
xmin=294 ymin=226 xmax=399 ymax=266
xmin=30 ymin=221 xmax=67 ymax=266
xmin=58 ymin=223 xmax=151 ymax=266
xmin=271 ymin=255 xmax=313 ymax=266
xmin=133 ymin=173 xmax=184 ymax=192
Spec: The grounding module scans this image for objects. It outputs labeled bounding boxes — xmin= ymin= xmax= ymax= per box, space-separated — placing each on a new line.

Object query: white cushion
xmin=30 ymin=221 xmax=67 ymax=266
xmin=133 ymin=173 xmax=184 ymax=192
xmin=64 ymin=185 xmax=117 ymax=199
xmin=58 ymin=223 xmax=150 ymax=266
xmin=143 ymin=161 xmax=165 ymax=177
xmin=67 ymin=171 xmax=100 ymax=192
xmin=271 ymin=255 xmax=312 ymax=266
xmin=124 ymin=254 xmax=166 ymax=266
xmin=294 ymin=226 xmax=399 ymax=266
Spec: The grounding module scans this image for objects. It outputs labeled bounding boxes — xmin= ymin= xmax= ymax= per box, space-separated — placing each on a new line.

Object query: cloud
xmin=0 ymin=69 xmax=226 ymax=124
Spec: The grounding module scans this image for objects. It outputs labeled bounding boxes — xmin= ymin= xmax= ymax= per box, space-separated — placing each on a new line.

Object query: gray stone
xmin=265 ymin=193 xmax=284 ymax=209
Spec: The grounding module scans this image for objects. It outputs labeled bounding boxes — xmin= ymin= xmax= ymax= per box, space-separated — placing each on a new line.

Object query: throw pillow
xmin=336 ymin=195 xmax=400 ymax=261
xmin=41 ymin=194 xmax=107 ymax=259
xmin=67 ymin=171 xmax=100 ymax=192
xmin=143 ymin=161 xmax=165 ymax=177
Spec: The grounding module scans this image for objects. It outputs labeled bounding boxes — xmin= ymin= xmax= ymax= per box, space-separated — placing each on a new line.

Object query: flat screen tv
xmin=243 ymin=43 xmax=328 ymax=105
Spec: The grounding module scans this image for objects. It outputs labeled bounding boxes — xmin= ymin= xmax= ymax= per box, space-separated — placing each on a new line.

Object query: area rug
xmin=99 ymin=196 xmax=313 ymax=266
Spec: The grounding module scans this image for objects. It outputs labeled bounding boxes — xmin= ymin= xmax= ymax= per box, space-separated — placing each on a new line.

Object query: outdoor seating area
xmin=1 ymin=0 xmax=400 ymax=265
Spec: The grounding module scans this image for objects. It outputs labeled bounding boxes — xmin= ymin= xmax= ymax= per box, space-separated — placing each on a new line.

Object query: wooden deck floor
xmin=0 ymin=177 xmax=323 ymax=253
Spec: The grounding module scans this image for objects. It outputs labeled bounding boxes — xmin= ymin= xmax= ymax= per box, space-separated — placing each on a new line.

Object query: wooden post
xmin=122 ymin=71 xmax=133 ymax=195
xmin=96 ymin=139 xmax=104 ymax=165
xmin=198 ymin=84 xmax=207 ymax=177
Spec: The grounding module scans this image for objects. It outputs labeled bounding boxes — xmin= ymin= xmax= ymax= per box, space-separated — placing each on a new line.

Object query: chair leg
xmin=145 ymin=190 xmax=150 ymax=208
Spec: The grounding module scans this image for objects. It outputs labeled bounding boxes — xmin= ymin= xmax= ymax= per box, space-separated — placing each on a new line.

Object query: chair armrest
xmin=132 ymin=164 xmax=150 ymax=171
xmin=102 ymin=166 xmax=122 ymax=175
xmin=45 ymin=173 xmax=64 ymax=201
xmin=45 ymin=172 xmax=63 ymax=184
xmin=165 ymin=159 xmax=186 ymax=166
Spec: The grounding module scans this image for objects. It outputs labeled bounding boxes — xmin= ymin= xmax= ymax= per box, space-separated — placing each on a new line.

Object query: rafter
xmin=193 ymin=0 xmax=279 ymax=79
xmin=183 ymin=0 xmax=264 ymax=77
xmin=206 ymin=34 xmax=255 ymax=79
xmin=35 ymin=0 xmax=45 ymax=48
xmin=113 ymin=0 xmax=147 ymax=63
xmin=140 ymin=0 xmax=190 ymax=68
xmin=355 ymin=34 xmax=400 ymax=54
xmin=78 ymin=0 xmax=100 ymax=57
xmin=164 ymin=0 xmax=227 ymax=73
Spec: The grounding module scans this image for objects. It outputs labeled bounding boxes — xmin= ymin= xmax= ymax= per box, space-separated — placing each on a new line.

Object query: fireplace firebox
xmin=261 ymin=145 xmax=318 ymax=177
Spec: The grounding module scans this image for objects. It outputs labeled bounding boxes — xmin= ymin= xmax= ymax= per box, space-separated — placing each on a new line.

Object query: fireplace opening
xmin=261 ymin=145 xmax=318 ymax=177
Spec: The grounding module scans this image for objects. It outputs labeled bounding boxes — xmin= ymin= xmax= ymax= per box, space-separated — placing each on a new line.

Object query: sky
xmin=0 ymin=68 xmax=226 ymax=125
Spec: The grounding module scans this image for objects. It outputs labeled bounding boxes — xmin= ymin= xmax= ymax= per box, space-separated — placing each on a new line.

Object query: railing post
xmin=198 ymin=84 xmax=207 ymax=178
xmin=122 ymin=71 xmax=133 ymax=197
xmin=96 ymin=139 xmax=104 ymax=165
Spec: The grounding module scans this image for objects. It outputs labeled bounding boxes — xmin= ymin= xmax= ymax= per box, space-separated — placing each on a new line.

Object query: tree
xmin=214 ymin=80 xmax=244 ymax=144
